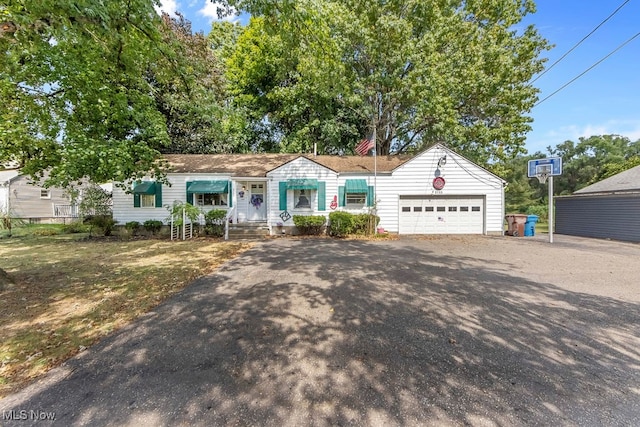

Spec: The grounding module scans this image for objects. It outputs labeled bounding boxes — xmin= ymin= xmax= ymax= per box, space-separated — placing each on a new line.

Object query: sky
xmin=156 ymin=0 xmax=640 ymax=156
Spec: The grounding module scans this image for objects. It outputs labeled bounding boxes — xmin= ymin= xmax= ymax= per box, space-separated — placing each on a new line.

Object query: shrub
xmin=204 ymin=209 xmax=226 ymax=237
xmin=328 ymin=212 xmax=355 ymax=237
xmin=352 ymin=213 xmax=380 ymax=235
xmin=63 ymin=221 xmax=90 ymax=234
xmin=89 ymin=215 xmax=117 ymax=236
xmin=124 ymin=221 xmax=140 ymax=235
xmin=32 ymin=227 xmax=60 ymax=236
xmin=143 ymin=220 xmax=163 ymax=235
xmin=293 ymin=215 xmax=326 ymax=235
xmin=526 ymin=204 xmax=548 ymax=221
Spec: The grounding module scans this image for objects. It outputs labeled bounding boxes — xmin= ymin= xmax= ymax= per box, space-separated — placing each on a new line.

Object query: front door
xmin=248 ymin=183 xmax=266 ymax=221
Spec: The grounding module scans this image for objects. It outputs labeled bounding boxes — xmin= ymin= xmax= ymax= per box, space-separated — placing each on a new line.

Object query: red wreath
xmin=433 ymin=177 xmax=445 ymax=190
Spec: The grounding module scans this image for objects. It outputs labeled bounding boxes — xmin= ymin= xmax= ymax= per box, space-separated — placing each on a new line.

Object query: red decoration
xmin=433 ymin=177 xmax=446 ymax=190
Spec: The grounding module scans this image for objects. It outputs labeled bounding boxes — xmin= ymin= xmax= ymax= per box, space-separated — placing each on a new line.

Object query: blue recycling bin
xmin=524 ymin=215 xmax=539 ymax=237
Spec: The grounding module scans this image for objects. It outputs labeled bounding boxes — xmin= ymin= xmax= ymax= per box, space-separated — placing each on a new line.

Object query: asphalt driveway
xmin=1 ymin=235 xmax=639 ymax=426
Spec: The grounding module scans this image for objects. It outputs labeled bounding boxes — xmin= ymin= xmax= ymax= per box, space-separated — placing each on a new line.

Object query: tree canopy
xmin=1 ymin=0 xmax=173 ymax=188
xmin=217 ymin=0 xmax=550 ymax=163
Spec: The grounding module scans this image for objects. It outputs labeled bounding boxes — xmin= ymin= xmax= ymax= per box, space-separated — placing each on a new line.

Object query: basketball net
xmin=536 ymin=173 xmax=549 ymax=184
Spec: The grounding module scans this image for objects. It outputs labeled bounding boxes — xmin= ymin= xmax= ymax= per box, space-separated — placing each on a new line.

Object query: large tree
xmin=152 ymin=13 xmax=233 ymax=155
xmin=1 ymin=1 xmax=172 ymax=188
xmin=216 ymin=0 xmax=550 ymax=163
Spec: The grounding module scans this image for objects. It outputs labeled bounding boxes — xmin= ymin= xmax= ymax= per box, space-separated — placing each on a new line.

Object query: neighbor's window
xmin=40 ymin=189 xmax=51 ymax=199
xmin=195 ymin=193 xmax=227 ymax=206
xmin=140 ymin=194 xmax=156 ymax=208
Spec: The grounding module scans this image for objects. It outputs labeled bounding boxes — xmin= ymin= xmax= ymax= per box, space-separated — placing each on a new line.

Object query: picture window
xmin=195 ymin=193 xmax=227 ymax=206
xmin=140 ymin=194 xmax=155 ymax=208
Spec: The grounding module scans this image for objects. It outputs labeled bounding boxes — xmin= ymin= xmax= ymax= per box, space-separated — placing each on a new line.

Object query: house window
xmin=140 ymin=194 xmax=156 ymax=208
xmin=294 ymin=189 xmax=313 ymax=209
xmin=40 ymin=189 xmax=51 ymax=199
xmin=346 ymin=193 xmax=366 ymax=207
xmin=133 ymin=181 xmax=161 ymax=208
xmin=195 ymin=193 xmax=227 ymax=206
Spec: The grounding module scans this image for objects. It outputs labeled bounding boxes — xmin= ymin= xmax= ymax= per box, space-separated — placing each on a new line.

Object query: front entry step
xmin=227 ymin=222 xmax=270 ymax=240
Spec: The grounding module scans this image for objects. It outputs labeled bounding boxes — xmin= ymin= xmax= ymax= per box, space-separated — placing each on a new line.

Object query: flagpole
xmin=373 ymin=123 xmax=377 ymax=234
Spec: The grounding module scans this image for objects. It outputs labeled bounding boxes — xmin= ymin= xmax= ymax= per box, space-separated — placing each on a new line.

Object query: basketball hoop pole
xmin=548 ymin=175 xmax=553 ymax=243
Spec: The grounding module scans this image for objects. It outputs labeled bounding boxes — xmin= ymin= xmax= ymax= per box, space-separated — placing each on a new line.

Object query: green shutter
xmin=367 ymin=186 xmax=374 ymax=207
xmin=186 ymin=181 xmax=194 ymax=205
xmin=279 ymin=181 xmax=287 ymax=210
xmin=338 ymin=186 xmax=345 ymax=207
xmin=318 ymin=181 xmax=326 ymax=211
xmin=228 ymin=181 xmax=233 ymax=208
xmin=155 ymin=182 xmax=163 ymax=207
xmin=133 ymin=193 xmax=140 ymax=208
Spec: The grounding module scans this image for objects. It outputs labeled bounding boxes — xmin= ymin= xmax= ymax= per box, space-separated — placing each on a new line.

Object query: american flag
xmin=355 ymin=136 xmax=375 ymax=156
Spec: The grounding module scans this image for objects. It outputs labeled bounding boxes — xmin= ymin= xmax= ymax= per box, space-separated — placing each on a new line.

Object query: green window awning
xmin=286 ymin=179 xmax=318 ymax=190
xmin=187 ymin=180 xmax=229 ymax=194
xmin=133 ymin=182 xmax=157 ymax=195
xmin=345 ymin=179 xmax=368 ymax=193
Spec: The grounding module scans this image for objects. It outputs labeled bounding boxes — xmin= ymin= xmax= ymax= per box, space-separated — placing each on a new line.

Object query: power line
xmin=534 ymin=31 xmax=640 ymax=107
xmin=532 ymin=0 xmax=632 ymax=84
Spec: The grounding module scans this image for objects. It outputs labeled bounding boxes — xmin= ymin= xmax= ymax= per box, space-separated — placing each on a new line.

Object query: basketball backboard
xmin=527 ymin=157 xmax=562 ymax=178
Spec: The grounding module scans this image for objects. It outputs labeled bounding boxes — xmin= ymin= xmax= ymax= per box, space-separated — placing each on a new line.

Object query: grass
xmin=0 ymin=229 xmax=252 ymax=397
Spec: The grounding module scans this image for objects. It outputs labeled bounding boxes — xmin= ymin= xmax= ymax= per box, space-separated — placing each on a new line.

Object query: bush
xmin=88 ymin=215 xmax=117 ymax=236
xmin=352 ymin=213 xmax=380 ymax=235
xmin=328 ymin=212 xmax=355 ymax=237
xmin=143 ymin=219 xmax=163 ymax=235
xmin=204 ymin=209 xmax=226 ymax=237
xmin=293 ymin=215 xmax=326 ymax=235
xmin=124 ymin=221 xmax=140 ymax=236
xmin=32 ymin=228 xmax=60 ymax=236
xmin=63 ymin=221 xmax=90 ymax=234
xmin=526 ymin=204 xmax=548 ymax=221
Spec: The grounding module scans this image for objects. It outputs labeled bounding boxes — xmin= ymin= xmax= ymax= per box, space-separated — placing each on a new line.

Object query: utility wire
xmin=535 ymin=31 xmax=640 ymax=107
xmin=532 ymin=0 xmax=632 ymax=84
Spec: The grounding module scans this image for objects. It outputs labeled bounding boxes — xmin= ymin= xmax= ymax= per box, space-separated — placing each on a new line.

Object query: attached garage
xmin=399 ymin=196 xmax=485 ymax=234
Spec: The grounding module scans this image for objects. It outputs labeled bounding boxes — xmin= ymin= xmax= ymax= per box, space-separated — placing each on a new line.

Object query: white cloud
xmin=199 ymin=1 xmax=239 ymax=22
xmin=155 ymin=0 xmax=180 ymax=17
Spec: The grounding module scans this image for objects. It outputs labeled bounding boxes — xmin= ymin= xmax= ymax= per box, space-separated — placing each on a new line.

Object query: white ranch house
xmin=112 ymin=144 xmax=506 ymax=236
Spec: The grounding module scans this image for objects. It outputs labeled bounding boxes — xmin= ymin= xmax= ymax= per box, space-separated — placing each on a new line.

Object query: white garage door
xmin=399 ymin=196 xmax=485 ymax=234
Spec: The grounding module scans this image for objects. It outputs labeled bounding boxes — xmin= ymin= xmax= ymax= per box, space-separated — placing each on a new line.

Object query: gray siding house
xmin=555 ymin=165 xmax=640 ymax=243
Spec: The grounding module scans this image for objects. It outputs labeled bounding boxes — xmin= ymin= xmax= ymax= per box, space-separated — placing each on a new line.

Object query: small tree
xmin=79 ymin=185 xmax=113 ymax=236
xmin=166 ymin=201 xmax=202 ymax=227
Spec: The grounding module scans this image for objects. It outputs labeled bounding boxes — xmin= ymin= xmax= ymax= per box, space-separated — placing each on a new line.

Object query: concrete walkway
xmin=1 ymin=235 xmax=639 ymax=426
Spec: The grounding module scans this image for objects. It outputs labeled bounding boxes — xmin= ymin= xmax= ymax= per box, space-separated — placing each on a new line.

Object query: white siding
xmin=112 ymin=173 xmax=232 ymax=225
xmin=379 ymin=146 xmax=505 ymax=234
xmin=267 ymin=157 xmax=338 ymax=228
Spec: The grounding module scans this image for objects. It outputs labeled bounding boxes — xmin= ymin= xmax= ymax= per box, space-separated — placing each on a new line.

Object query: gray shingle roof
xmin=574 ymin=165 xmax=640 ymax=195
xmin=162 ymin=154 xmax=412 ymax=177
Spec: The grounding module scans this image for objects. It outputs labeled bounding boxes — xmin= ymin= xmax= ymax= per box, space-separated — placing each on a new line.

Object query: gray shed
xmin=555 ymin=165 xmax=640 ymax=243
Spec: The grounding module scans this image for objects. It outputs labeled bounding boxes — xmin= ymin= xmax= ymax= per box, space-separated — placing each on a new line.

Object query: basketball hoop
xmin=536 ymin=172 xmax=549 ymax=184
xmin=534 ymin=164 xmax=552 ymax=184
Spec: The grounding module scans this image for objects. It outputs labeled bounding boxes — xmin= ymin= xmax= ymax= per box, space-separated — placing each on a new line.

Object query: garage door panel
xmin=399 ymin=197 xmax=484 ymax=234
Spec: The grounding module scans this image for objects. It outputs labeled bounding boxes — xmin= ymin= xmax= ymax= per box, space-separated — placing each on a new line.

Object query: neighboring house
xmin=555 ymin=165 xmax=640 ymax=243
xmin=0 ymin=172 xmax=80 ymax=223
xmin=112 ymin=144 xmax=506 ymax=235
xmin=0 ymin=169 xmax=20 ymax=214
